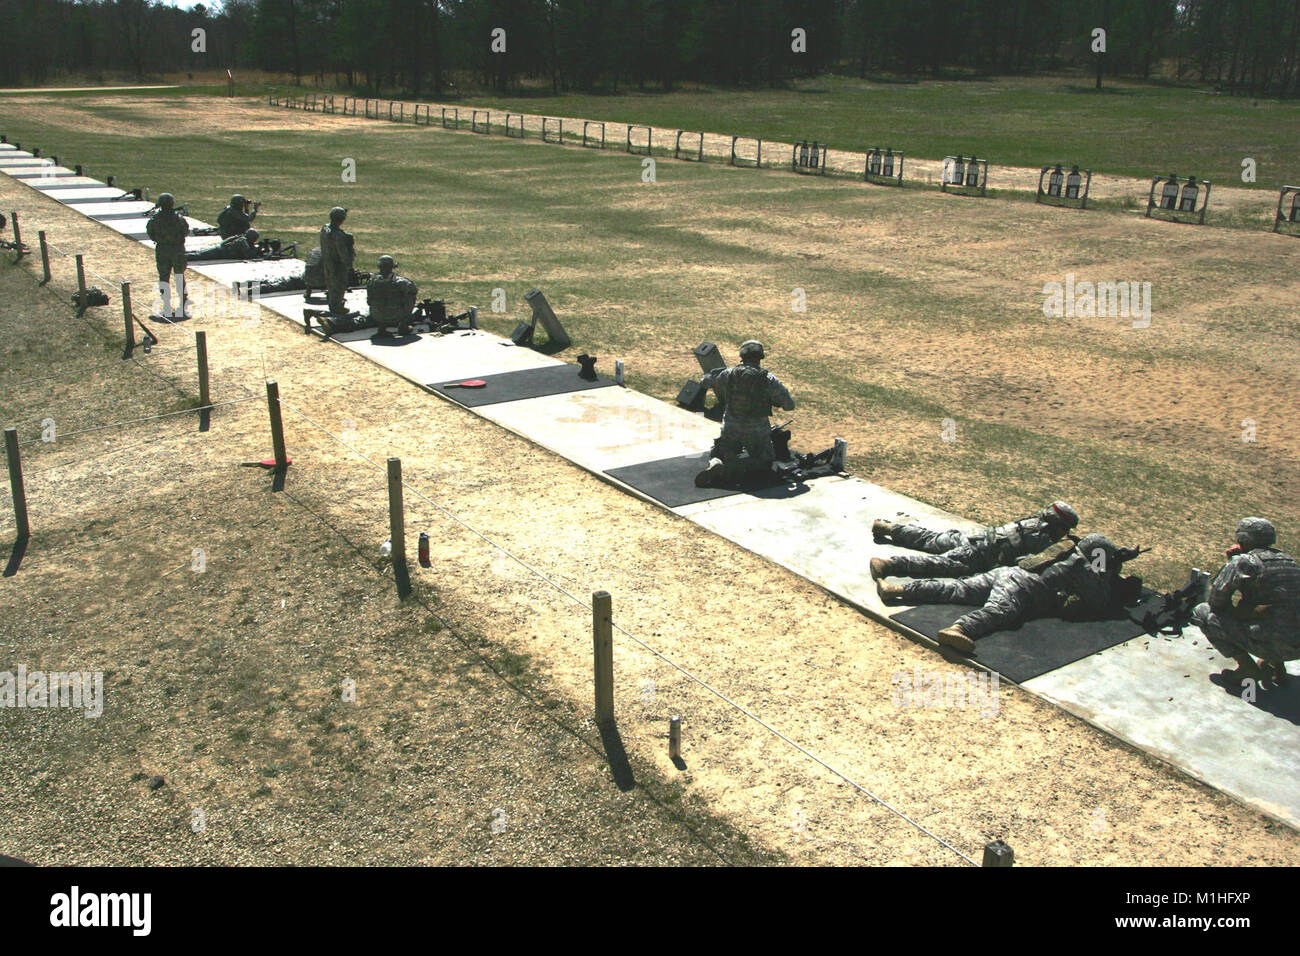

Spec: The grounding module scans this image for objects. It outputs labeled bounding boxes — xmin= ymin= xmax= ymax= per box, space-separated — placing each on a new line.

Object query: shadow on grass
xmin=3 ymin=535 xmax=28 ymax=577
xmin=598 ymin=719 xmax=636 ymax=792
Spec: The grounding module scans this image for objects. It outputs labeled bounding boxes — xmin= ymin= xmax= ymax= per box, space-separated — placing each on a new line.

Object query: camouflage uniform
xmin=146 ymin=204 xmax=189 ymax=281
xmin=366 ymin=260 xmax=418 ymax=335
xmin=901 ymin=544 xmax=1114 ymax=639
xmin=217 ymin=195 xmax=255 ymax=239
xmin=187 ymin=233 xmax=257 ymax=262
xmin=888 ymin=514 xmax=1068 ymax=578
xmin=705 ymin=348 xmax=795 ymax=483
xmin=320 ymin=209 xmax=354 ymax=314
xmin=1193 ymin=548 xmax=1300 ymax=663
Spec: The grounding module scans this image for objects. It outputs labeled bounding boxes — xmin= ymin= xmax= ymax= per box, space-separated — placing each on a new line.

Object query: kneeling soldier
xmin=1193 ymin=517 xmax=1300 ymax=683
xmin=366 ymin=255 xmax=418 ymax=337
xmin=695 ymin=340 xmax=796 ymax=488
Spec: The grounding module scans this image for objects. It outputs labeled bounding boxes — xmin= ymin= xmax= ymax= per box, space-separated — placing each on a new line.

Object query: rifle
xmin=1114 ymin=545 xmax=1152 ymax=566
xmin=1136 ymin=568 xmax=1210 ymax=636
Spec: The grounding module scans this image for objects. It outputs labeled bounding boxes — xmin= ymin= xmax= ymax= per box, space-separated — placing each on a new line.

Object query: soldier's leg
xmin=953 ymin=568 xmax=1036 ymax=639
xmin=326 ymin=272 xmax=347 ymax=314
xmin=739 ymin=421 xmax=776 ymax=475
xmin=887 ymin=544 xmax=983 ymax=579
xmin=1192 ymin=603 xmax=1252 ymax=660
xmin=173 ymin=259 xmax=191 ymax=318
xmin=901 ymin=571 xmax=996 ymax=607
xmin=889 ymin=524 xmax=966 ymax=554
xmin=154 ymin=250 xmax=174 ymax=318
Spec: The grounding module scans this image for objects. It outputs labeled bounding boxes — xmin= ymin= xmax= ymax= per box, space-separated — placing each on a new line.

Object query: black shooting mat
xmin=891 ymin=588 xmax=1165 ymax=684
xmin=603 ymin=453 xmax=816 ymax=509
xmin=427 ymin=363 xmax=615 ymax=407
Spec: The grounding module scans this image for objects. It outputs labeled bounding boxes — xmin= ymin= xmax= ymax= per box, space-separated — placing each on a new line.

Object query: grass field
xmin=3 ymin=90 xmax=1296 ymax=589
xmin=2 ymin=86 xmax=1300 ymax=864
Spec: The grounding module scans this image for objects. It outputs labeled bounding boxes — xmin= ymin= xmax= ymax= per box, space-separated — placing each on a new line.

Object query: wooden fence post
xmin=74 ymin=254 xmax=87 ymax=315
xmin=195 ymin=330 xmax=210 ymax=408
xmin=38 ymin=231 xmax=50 ymax=284
xmin=265 ymin=380 xmax=288 ymax=468
xmin=4 ymin=428 xmax=30 ymax=541
xmin=10 ymin=212 xmax=23 ymax=260
xmin=593 ymin=590 xmax=614 ymax=726
xmin=121 ymin=281 xmax=134 ymax=355
xmin=387 ymin=457 xmax=407 ymax=578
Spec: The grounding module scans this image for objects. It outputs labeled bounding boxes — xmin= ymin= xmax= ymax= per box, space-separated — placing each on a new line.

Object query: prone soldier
xmin=186 ymin=228 xmax=260 ymax=262
xmin=145 ymin=192 xmax=190 ymax=318
xmin=365 ymin=255 xmax=418 ymax=337
xmin=871 ymin=501 xmax=1079 ymax=580
xmin=218 ymin=194 xmax=260 ymax=239
xmin=319 ymin=206 xmax=355 ymax=315
xmin=1193 ymin=517 xmax=1300 ymax=682
xmin=879 ymin=534 xmax=1140 ymax=654
xmin=694 ymin=340 xmax=796 ymax=488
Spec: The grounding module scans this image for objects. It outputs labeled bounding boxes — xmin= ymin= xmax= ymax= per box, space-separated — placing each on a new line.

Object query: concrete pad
xmin=1025 ymin=631 xmax=1300 ymax=828
xmin=96 ymin=215 xmax=209 ymax=239
xmin=5 ymin=168 xmax=79 ymax=179
xmin=346 ymin=329 xmax=562 ymax=385
xmin=75 ymin=201 xmax=157 ymax=218
xmin=475 ymin=386 xmax=725 ymax=475
xmin=187 ymin=258 xmax=304 ymax=287
xmin=42 ymin=186 xmax=127 ymax=202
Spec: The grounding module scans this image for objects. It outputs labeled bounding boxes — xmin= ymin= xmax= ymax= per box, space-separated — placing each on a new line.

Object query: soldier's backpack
xmin=303 ymin=246 xmax=325 ymax=289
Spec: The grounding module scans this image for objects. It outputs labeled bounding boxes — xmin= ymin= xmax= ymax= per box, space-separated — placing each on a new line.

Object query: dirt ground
xmin=1 ymin=136 xmax=1298 ymax=865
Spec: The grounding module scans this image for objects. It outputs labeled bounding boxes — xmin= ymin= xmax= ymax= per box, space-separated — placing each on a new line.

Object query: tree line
xmin=2 ymin=0 xmax=1299 ymax=99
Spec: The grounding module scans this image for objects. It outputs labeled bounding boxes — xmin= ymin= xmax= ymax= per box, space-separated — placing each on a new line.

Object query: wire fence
xmin=275 ymin=395 xmax=978 ymax=866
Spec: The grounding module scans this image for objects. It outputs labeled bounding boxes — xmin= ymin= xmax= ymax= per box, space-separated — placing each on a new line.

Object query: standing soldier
xmin=365 ymin=255 xmax=418 ymax=337
xmin=319 ymin=206 xmax=355 ymax=315
xmin=695 ymin=340 xmax=796 ymax=488
xmin=217 ymin=194 xmax=259 ymax=239
xmin=1193 ymin=518 xmax=1300 ymax=682
xmin=145 ymin=193 xmax=190 ymax=319
xmin=870 ymin=501 xmax=1079 ymax=580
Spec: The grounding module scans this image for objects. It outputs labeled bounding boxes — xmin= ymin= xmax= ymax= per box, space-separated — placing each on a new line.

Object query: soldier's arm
xmin=1208 ymin=556 xmax=1250 ymax=610
xmin=1018 ymin=538 xmax=1075 ymax=573
xmin=768 ymin=374 xmax=795 ymax=411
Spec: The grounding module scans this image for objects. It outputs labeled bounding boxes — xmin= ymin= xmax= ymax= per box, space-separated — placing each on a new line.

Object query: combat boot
xmin=872 ymin=519 xmax=895 ymax=542
xmin=936 ymin=625 xmax=976 ymax=654
xmin=694 ymin=458 xmax=724 ymax=488
xmin=1265 ymin=659 xmax=1289 ymax=683
xmin=1230 ymin=654 xmax=1266 ymax=681
xmin=869 ymin=557 xmax=894 ymax=580
xmin=876 ymin=580 xmax=905 ymax=603
xmin=317 ymin=316 xmax=333 ymax=339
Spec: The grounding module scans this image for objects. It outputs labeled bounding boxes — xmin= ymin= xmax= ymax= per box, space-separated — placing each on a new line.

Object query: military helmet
xmin=157 ymin=193 xmax=175 ymax=210
xmin=1043 ymin=500 xmax=1079 ymax=530
xmin=245 ymin=228 xmax=259 ymax=241
xmin=378 ymin=254 xmax=395 ymax=271
xmin=230 ymin=194 xmax=245 ymax=207
xmin=1236 ymin=517 xmax=1276 ymax=549
xmin=739 ymin=340 xmax=765 ymax=360
xmin=329 ymin=206 xmax=347 ymax=224
xmin=1076 ymin=533 xmax=1115 ymax=565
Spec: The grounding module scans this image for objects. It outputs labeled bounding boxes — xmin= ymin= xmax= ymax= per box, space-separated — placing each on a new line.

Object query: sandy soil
xmin=1 ymin=144 xmax=1298 ymax=865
